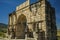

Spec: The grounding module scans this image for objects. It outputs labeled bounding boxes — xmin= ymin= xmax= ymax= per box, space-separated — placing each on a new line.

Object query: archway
xmin=16 ymin=14 xmax=27 ymax=39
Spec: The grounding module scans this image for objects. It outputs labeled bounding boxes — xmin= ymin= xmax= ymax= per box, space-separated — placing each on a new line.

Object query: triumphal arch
xmin=8 ymin=0 xmax=57 ymax=40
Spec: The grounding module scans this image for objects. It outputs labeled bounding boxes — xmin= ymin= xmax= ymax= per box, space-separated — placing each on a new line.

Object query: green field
xmin=0 ymin=29 xmax=60 ymax=39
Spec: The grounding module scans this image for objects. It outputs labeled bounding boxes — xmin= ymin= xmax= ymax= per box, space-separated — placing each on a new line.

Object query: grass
xmin=0 ymin=32 xmax=6 ymax=38
xmin=0 ymin=29 xmax=60 ymax=39
xmin=58 ymin=37 xmax=60 ymax=40
xmin=0 ymin=29 xmax=7 ymax=38
xmin=57 ymin=30 xmax=60 ymax=40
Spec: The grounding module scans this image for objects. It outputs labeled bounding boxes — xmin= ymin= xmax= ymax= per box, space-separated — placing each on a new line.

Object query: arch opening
xmin=16 ymin=14 xmax=27 ymax=39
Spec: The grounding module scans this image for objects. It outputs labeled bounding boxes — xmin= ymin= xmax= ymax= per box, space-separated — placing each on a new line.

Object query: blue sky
xmin=0 ymin=0 xmax=60 ymax=29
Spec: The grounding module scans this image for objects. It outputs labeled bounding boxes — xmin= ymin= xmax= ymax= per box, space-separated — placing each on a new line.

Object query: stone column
xmin=39 ymin=23 xmax=42 ymax=30
xmin=26 ymin=0 xmax=30 ymax=5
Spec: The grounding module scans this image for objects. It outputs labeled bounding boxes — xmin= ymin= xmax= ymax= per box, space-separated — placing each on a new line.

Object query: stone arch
xmin=16 ymin=14 xmax=27 ymax=39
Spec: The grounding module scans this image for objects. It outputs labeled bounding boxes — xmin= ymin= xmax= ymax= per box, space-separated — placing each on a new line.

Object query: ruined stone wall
xmin=8 ymin=0 xmax=57 ymax=40
xmin=45 ymin=1 xmax=57 ymax=40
